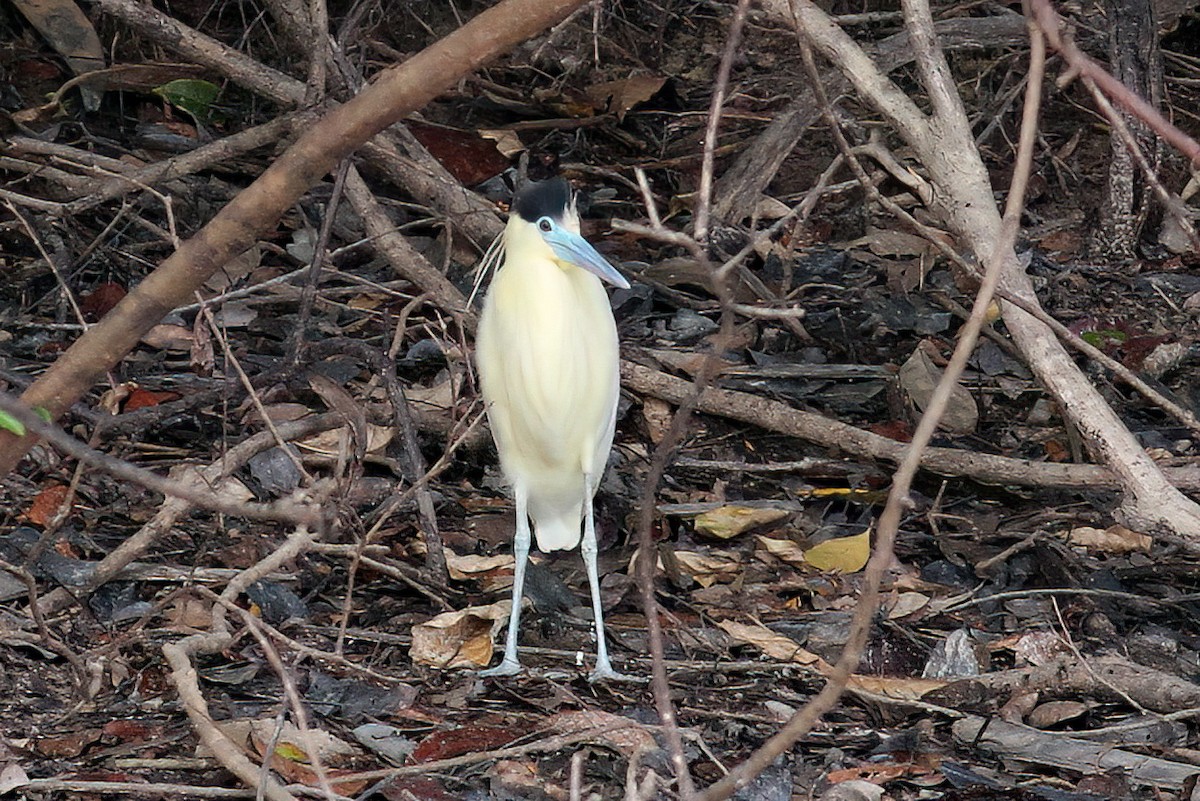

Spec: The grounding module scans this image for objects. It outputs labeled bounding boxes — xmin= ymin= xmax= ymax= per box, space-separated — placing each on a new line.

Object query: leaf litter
xmin=2 ymin=1 xmax=1200 ymax=799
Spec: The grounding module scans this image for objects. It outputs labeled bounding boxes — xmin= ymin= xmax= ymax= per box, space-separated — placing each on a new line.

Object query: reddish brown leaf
xmin=265 ymin=752 xmax=367 ymax=796
xmin=1043 ymin=439 xmax=1069 ymax=462
xmin=411 ymin=726 xmax=520 ymax=763
xmin=380 ymin=776 xmax=457 ymax=801
xmin=25 ymin=484 xmax=71 ymax=527
xmin=101 ymin=720 xmax=164 ymax=743
xmin=869 ymin=420 xmax=913 ymax=442
xmin=36 ymin=730 xmax=101 ymax=757
xmin=17 ymin=59 xmax=65 ymax=80
xmin=123 ymin=387 xmax=182 ymax=412
xmin=408 ymin=121 xmax=509 ymax=186
xmin=80 ymin=282 xmax=127 ymax=322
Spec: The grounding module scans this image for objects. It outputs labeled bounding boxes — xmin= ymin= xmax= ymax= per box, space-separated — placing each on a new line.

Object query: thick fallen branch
xmin=760 ymin=0 xmax=1200 ymax=541
xmin=34 ymin=413 xmax=342 ymax=617
xmin=162 ymin=522 xmax=324 ymax=801
xmin=0 ymin=0 xmax=584 ymax=476
xmin=622 ymin=361 xmax=1200 ymax=495
xmin=953 ymin=715 xmax=1199 ymax=791
xmin=947 ymin=654 xmax=1200 ymax=712
xmin=713 ymin=13 xmax=1029 ymax=224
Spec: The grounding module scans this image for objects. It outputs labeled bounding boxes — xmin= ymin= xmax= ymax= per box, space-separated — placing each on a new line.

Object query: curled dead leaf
xmin=410 ymin=602 xmax=511 ymax=669
xmin=1067 ymin=524 xmax=1151 ymax=554
xmin=717 ymin=620 xmax=829 ymax=671
xmin=671 ymin=550 xmax=743 ymax=588
xmin=756 ymin=535 xmax=807 ymax=568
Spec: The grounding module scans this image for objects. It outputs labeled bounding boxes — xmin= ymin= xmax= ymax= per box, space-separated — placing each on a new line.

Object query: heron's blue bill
xmin=544 ymin=229 xmax=630 ymax=290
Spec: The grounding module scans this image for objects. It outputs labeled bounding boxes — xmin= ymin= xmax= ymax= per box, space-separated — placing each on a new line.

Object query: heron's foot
xmin=480 ymin=658 xmax=523 ymax=678
xmin=588 ymin=662 xmax=642 ymax=683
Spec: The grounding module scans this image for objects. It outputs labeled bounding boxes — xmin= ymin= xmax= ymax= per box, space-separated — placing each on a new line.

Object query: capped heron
xmin=474 ymin=178 xmax=631 ymax=681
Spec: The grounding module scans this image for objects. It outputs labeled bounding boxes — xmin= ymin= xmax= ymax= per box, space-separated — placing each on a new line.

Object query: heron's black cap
xmin=513 ymin=178 xmax=571 ymax=222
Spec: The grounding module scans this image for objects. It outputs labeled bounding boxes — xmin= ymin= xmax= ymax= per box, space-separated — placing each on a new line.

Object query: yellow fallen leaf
xmin=804 ymin=528 xmax=871 ymax=574
xmin=799 ymin=487 xmax=889 ymax=505
xmin=694 ymin=505 xmax=789 ymax=539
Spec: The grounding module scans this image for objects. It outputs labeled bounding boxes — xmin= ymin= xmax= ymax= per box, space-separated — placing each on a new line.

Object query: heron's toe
xmin=588 ymin=664 xmax=642 ymax=683
xmin=480 ymin=659 xmax=524 ymax=678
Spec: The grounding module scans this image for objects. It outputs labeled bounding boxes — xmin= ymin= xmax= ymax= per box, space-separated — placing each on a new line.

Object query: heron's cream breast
xmin=478 ymin=256 xmax=618 ymax=476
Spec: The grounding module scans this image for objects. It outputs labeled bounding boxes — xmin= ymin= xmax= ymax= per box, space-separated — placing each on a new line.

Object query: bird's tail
xmin=532 ymin=508 xmax=583 ymax=552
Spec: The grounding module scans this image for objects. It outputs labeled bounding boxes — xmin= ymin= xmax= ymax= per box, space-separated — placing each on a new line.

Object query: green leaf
xmin=33 ymin=406 xmax=52 ymax=423
xmin=1081 ymin=328 xmax=1126 ymax=349
xmin=153 ymin=78 xmax=220 ymax=119
xmin=0 ymin=411 xmax=26 ymax=437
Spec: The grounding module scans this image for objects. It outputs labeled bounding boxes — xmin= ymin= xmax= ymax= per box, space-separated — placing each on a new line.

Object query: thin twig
xmin=0 ymin=393 xmax=319 ymax=525
xmin=697 ymin=5 xmax=1044 ymax=796
xmin=693 ymin=0 xmax=752 ymax=244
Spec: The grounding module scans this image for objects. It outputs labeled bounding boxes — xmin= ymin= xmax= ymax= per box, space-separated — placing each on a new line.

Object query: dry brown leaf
xmin=547 ymin=709 xmax=657 ymax=756
xmin=672 ymin=550 xmax=743 ymax=588
xmin=297 ymin=424 xmax=393 ymax=457
xmin=250 ymin=719 xmax=360 ymax=762
xmin=1026 ymin=700 xmax=1089 ymax=729
xmin=886 ymin=591 xmax=931 ymax=620
xmin=444 ymin=549 xmax=514 ymax=580
xmin=859 ymin=227 xmax=937 ymax=258
xmin=717 ymin=620 xmax=829 ymax=670
xmin=755 ymin=535 xmax=807 ymax=568
xmin=1067 ymin=524 xmax=1152 ymax=554
xmin=846 ymin=674 xmax=947 ymax=700
xmin=1013 ymin=631 xmax=1069 ymax=667
xmin=999 ymin=690 xmax=1039 ymax=723
xmin=98 ymin=383 xmax=133 ymax=415
xmin=165 ymin=597 xmax=215 ymax=631
xmin=248 ymin=719 xmax=365 ymax=795
xmin=140 ymin=323 xmax=195 ymax=351
xmin=489 ymin=759 xmax=544 ymax=795
xmin=586 ymin=74 xmax=666 ymax=120
xmin=478 ymin=128 xmax=525 ymax=158
xmin=641 ymin=396 xmax=674 ymax=444
xmin=204 ymin=245 xmax=261 ymax=292
xmin=898 ymin=344 xmax=978 ymax=435
xmin=695 ymin=506 xmax=789 ymax=539
xmin=410 ymin=602 xmax=510 ymax=669
xmin=24 ymin=484 xmax=72 ymax=527
xmin=247 ymin=403 xmax=313 ymax=425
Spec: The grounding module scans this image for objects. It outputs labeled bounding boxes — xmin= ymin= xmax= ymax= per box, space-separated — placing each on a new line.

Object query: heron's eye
xmin=537 ymin=217 xmax=553 ymax=233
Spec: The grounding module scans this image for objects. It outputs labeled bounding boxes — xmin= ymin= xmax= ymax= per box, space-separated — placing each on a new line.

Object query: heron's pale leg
xmin=582 ymin=479 xmax=633 ymax=682
xmin=481 ymin=486 xmax=530 ymax=677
